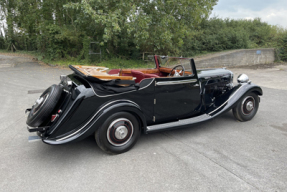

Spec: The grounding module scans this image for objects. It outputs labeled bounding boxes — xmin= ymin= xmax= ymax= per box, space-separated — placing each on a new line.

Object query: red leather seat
xmin=131 ymin=70 xmax=145 ymax=83
xmin=144 ymin=74 xmax=159 ymax=78
xmin=108 ymin=69 xmax=120 ymax=75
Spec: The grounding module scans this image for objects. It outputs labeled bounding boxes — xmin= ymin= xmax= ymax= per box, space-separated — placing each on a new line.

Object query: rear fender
xmin=206 ymin=83 xmax=262 ymax=117
xmin=80 ymin=100 xmax=147 ymax=140
xmin=43 ymin=100 xmax=146 ymax=144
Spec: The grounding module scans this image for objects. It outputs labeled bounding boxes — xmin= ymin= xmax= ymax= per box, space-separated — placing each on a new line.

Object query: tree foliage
xmin=0 ymin=0 xmax=217 ymax=59
xmin=180 ymin=17 xmax=287 ymax=56
xmin=0 ymin=0 xmax=287 ymax=62
xmin=278 ymin=33 xmax=287 ymax=61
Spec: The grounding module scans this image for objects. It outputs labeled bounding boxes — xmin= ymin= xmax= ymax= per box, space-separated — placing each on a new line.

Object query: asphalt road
xmin=0 ymin=55 xmax=287 ymax=192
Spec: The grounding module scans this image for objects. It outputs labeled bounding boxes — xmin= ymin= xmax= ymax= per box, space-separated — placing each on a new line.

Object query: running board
xmin=146 ymin=114 xmax=212 ymax=133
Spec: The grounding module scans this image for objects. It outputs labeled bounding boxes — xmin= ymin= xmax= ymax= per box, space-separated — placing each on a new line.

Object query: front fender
xmin=43 ymin=99 xmax=146 ymax=144
xmin=206 ymin=83 xmax=262 ymax=117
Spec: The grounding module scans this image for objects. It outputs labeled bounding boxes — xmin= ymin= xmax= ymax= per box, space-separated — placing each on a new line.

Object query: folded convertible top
xmin=70 ymin=65 xmax=133 ymax=80
xmin=69 ymin=65 xmax=137 ymax=95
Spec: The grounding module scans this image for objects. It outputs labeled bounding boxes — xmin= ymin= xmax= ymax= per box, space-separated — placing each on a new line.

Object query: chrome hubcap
xmin=246 ymin=101 xmax=254 ymax=111
xmin=33 ymin=93 xmax=49 ymax=115
xmin=107 ymin=118 xmax=134 ymax=147
xmin=242 ymin=96 xmax=255 ymax=115
xmin=115 ymin=126 xmax=128 ymax=139
xmin=35 ymin=97 xmax=44 ymax=105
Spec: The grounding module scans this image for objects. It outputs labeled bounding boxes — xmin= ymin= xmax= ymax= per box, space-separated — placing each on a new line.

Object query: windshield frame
xmin=153 ymin=55 xmax=195 ymax=78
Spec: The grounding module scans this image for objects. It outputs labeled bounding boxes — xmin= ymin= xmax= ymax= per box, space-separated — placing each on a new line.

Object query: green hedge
xmin=180 ymin=17 xmax=285 ymax=57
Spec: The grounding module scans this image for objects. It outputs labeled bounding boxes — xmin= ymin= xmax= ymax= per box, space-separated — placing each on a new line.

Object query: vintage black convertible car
xmin=26 ymin=56 xmax=262 ymax=154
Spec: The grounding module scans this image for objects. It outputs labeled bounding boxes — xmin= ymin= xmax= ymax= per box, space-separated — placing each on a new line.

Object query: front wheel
xmin=232 ymin=92 xmax=259 ymax=122
xmin=95 ymin=112 xmax=140 ymax=154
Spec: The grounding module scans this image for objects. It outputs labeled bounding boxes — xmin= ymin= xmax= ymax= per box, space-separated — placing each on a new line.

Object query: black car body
xmin=26 ymin=56 xmax=262 ymax=154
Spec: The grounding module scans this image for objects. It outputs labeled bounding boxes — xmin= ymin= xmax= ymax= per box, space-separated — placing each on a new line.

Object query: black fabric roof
xmin=69 ymin=65 xmax=137 ymax=95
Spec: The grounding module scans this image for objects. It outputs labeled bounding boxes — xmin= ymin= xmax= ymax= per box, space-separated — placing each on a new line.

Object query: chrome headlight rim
xmin=237 ymin=74 xmax=249 ymax=84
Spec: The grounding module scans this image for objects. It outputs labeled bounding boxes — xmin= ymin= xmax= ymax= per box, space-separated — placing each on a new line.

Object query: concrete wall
xmin=193 ymin=48 xmax=275 ymax=69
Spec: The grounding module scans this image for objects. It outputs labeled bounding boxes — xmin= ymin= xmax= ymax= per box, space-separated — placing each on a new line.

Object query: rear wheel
xmin=232 ymin=92 xmax=259 ymax=122
xmin=26 ymin=84 xmax=62 ymax=127
xmin=95 ymin=112 xmax=140 ymax=154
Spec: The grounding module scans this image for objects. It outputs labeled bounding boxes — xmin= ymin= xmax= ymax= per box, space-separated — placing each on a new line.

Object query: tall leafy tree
xmin=279 ymin=33 xmax=287 ymax=61
xmin=65 ymin=0 xmax=218 ymax=55
xmin=0 ymin=0 xmax=16 ymax=51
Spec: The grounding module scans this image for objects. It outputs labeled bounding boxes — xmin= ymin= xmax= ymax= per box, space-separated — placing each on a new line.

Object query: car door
xmin=153 ymin=75 xmax=201 ymax=124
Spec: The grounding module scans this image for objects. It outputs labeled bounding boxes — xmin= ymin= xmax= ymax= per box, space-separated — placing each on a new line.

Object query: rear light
xmin=51 ymin=109 xmax=62 ymax=122
xmin=51 ymin=114 xmax=59 ymax=122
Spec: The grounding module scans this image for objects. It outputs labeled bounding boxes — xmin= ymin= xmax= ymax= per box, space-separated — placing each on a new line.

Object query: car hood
xmin=197 ymin=68 xmax=233 ymax=80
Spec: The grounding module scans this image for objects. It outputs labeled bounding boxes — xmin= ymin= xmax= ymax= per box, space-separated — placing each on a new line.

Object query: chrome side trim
xmin=139 ymin=78 xmax=155 ymax=90
xmin=156 ymin=79 xmax=197 ymax=86
xmin=147 ymin=114 xmax=211 ymax=132
xmin=55 ymin=99 xmax=140 ymax=141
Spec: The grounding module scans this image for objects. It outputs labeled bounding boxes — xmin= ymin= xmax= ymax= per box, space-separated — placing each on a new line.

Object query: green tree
xmin=65 ymin=0 xmax=218 ymax=55
xmin=0 ymin=0 xmax=16 ymax=51
xmin=279 ymin=33 xmax=287 ymax=61
xmin=4 ymin=0 xmax=286 ymax=63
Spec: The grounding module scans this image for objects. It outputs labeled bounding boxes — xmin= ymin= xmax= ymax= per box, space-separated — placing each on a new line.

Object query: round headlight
xmin=237 ymin=74 xmax=249 ymax=83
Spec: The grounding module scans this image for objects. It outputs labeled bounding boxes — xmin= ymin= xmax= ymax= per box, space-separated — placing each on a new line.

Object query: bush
xmin=180 ymin=17 xmax=283 ymax=57
xmin=0 ymin=37 xmax=5 ymax=49
xmin=279 ymin=34 xmax=287 ymax=61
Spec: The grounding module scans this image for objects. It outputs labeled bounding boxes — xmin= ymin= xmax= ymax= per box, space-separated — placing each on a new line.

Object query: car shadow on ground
xmin=29 ymin=111 xmax=237 ymax=161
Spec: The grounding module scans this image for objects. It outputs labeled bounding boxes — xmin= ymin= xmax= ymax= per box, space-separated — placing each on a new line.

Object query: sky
xmin=211 ymin=0 xmax=287 ymax=28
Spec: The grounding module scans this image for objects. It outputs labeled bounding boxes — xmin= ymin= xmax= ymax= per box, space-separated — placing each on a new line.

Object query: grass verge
xmin=0 ymin=50 xmax=155 ymax=69
xmin=1 ymin=48 xmax=278 ymax=69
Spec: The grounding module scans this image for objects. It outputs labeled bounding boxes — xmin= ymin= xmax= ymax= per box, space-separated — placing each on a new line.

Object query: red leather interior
xmin=108 ymin=69 xmax=120 ymax=75
xmin=109 ymin=69 xmax=162 ymax=83
xmin=144 ymin=73 xmax=159 ymax=78
xmin=131 ymin=70 xmax=145 ymax=83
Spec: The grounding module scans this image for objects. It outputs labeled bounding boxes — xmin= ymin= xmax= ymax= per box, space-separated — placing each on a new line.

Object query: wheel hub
xmin=107 ymin=118 xmax=134 ymax=147
xmin=36 ymin=97 xmax=44 ymax=105
xmin=242 ymin=96 xmax=255 ymax=115
xmin=246 ymin=101 xmax=254 ymax=111
xmin=33 ymin=93 xmax=49 ymax=115
xmin=115 ymin=126 xmax=128 ymax=139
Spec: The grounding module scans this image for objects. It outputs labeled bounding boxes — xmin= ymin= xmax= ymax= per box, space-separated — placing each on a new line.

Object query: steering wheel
xmin=168 ymin=65 xmax=185 ymax=77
